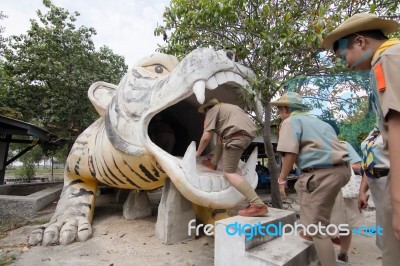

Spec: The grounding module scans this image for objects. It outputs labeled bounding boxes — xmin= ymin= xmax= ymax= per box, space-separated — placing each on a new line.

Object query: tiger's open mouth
xmin=141 ymin=49 xmax=259 ymax=208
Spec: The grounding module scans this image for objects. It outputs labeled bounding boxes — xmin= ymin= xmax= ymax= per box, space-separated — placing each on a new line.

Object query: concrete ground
xmin=0 ymin=189 xmax=382 ymax=266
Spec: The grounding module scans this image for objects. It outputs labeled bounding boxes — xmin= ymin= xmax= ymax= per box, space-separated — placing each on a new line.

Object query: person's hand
xmin=205 ymin=153 xmax=214 ymax=160
xmin=358 ymin=192 xmax=369 ymax=212
xmin=279 ymin=183 xmax=287 ymax=197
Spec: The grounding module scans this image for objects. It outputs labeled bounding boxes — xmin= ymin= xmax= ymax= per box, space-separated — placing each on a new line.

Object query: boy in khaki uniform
xmin=272 ymin=92 xmax=351 ymax=266
xmin=323 ymin=13 xmax=400 ymax=265
xmin=196 ymin=98 xmax=268 ymax=217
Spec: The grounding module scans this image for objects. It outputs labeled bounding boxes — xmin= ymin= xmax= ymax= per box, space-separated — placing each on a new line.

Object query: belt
xmin=373 ymin=168 xmax=389 ymax=178
xmin=224 ymin=131 xmax=251 ymax=140
xmin=302 ymin=162 xmax=348 ymax=173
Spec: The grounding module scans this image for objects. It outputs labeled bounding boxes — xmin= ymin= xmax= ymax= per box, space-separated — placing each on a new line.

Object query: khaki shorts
xmin=382 ymin=173 xmax=400 ymax=266
xmin=222 ymin=135 xmax=252 ymax=173
xmin=330 ymin=191 xmax=364 ymax=230
xmin=295 ymin=164 xmax=350 ymax=238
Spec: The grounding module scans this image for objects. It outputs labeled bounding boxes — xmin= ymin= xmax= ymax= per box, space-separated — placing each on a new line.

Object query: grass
xmin=0 ymin=217 xmax=50 ymax=265
xmin=5 ymin=167 xmax=64 ymax=183
xmin=0 ymin=253 xmax=17 ymax=266
xmin=0 ymin=217 xmax=49 ymax=240
xmin=0 ymin=218 xmax=27 ymax=239
xmin=5 ymin=168 xmax=65 ymax=175
xmin=0 ymin=219 xmax=22 ymax=266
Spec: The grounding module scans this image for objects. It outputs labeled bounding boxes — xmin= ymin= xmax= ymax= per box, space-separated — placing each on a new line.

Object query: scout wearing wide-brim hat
xmin=322 ymin=13 xmax=399 ymax=51
xmin=270 ymin=92 xmax=309 ymax=110
xmin=198 ymin=98 xmax=220 ymax=113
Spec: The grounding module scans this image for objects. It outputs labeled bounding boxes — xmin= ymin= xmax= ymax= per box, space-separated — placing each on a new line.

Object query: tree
xmin=0 ymin=11 xmax=7 ymax=56
xmin=1 ymin=0 xmax=128 ymax=149
xmin=286 ymin=71 xmax=376 ymax=155
xmin=154 ymin=0 xmax=399 ymax=208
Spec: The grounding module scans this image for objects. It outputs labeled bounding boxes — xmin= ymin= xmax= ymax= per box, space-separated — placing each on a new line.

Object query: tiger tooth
xmin=205 ymin=76 xmax=218 ymax=90
xmin=182 ymin=141 xmax=199 ymax=188
xmin=243 ymin=79 xmax=250 ymax=88
xmin=225 ymin=71 xmax=235 ymax=82
xmin=215 ymin=72 xmax=228 ymax=85
xmin=234 ymin=73 xmax=244 ymax=85
xmin=193 ymin=80 xmax=206 ymax=104
xmin=240 ymin=146 xmax=258 ymax=188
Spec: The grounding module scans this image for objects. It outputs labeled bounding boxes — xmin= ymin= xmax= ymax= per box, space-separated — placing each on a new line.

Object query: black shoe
xmin=338 ymin=253 xmax=348 ymax=262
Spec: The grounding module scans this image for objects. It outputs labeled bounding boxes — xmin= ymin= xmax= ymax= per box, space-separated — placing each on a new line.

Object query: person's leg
xmin=210 ymin=138 xmax=223 ymax=166
xmin=337 ymin=233 xmax=351 ymax=262
xmin=202 ymin=140 xmax=223 ymax=170
xmin=382 ymin=174 xmax=400 ymax=266
xmin=330 ymin=192 xmax=359 ymax=261
xmin=224 ymin=172 xmax=264 ymax=205
xmin=368 ymin=176 xmax=387 ymax=250
xmin=297 ymin=166 xmax=350 ymax=265
xmin=312 ymin=237 xmax=336 ymax=266
xmin=222 ymin=137 xmax=267 ymax=216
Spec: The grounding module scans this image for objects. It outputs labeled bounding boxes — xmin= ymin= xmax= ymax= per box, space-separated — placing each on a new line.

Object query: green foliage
xmin=0 ymin=11 xmax=7 ymax=55
xmin=286 ymin=71 xmax=371 ymax=119
xmin=155 ymin=0 xmax=399 ymax=207
xmin=0 ymin=1 xmax=128 ymax=148
xmin=53 ymin=144 xmax=69 ymax=163
xmin=156 ymin=0 xmax=398 ymax=99
xmin=15 ymin=158 xmax=35 ymax=181
xmin=339 ymin=112 xmax=376 ymax=156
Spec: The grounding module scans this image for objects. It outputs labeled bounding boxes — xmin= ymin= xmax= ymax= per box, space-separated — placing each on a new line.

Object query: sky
xmin=1 ymin=0 xmax=171 ymax=68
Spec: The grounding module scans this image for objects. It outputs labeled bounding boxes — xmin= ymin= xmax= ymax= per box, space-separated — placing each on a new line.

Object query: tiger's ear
xmin=88 ymin=81 xmax=118 ymax=117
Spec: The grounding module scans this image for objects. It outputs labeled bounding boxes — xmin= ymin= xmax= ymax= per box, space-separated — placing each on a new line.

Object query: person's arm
xmin=358 ymin=173 xmax=369 ymax=211
xmin=388 ymin=110 xmax=400 ymax=240
xmin=196 ymin=131 xmax=213 ymax=157
xmin=351 ymin=162 xmax=361 ymax=175
xmin=278 ymin=152 xmax=297 ymax=197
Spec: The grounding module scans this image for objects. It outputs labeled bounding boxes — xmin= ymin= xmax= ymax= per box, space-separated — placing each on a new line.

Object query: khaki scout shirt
xmin=203 ymin=103 xmax=256 ymax=138
xmin=371 ymin=43 xmax=400 ymax=152
xmin=277 ymin=114 xmax=350 ymax=169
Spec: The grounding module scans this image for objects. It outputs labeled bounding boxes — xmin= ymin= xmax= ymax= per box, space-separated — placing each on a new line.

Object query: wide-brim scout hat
xmin=270 ymin=92 xmax=309 ymax=110
xmin=322 ymin=13 xmax=399 ymax=51
xmin=198 ymin=98 xmax=220 ymax=113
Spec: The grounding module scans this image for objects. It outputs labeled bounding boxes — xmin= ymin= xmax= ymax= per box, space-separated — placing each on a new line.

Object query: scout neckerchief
xmin=289 ymin=110 xmax=312 ymax=117
xmin=278 ymin=110 xmax=312 ymax=140
xmin=360 ymin=126 xmax=380 ymax=178
xmin=373 ymin=38 xmax=400 ymax=60
xmin=277 ymin=109 xmax=311 ymax=134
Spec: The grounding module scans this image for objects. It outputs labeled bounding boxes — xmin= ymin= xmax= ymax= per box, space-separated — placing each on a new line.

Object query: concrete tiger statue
xmin=29 ymin=48 xmax=261 ymax=246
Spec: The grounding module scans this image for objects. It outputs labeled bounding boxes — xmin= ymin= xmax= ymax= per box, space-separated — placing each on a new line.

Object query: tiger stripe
xmin=102 ymin=155 xmax=126 ymax=185
xmin=111 ymin=156 xmax=141 ymax=189
xmin=98 ymin=160 xmax=119 ymax=186
xmin=139 ymin=164 xmax=158 ymax=182
xmin=95 ymin=158 xmax=115 ymax=186
xmin=66 ymin=179 xmax=84 ymax=189
xmin=88 ymin=155 xmax=96 ymax=178
xmin=72 ymin=188 xmax=94 ymax=197
xmin=124 ymin=161 xmax=151 ymax=183
xmin=74 ymin=157 xmax=81 ymax=176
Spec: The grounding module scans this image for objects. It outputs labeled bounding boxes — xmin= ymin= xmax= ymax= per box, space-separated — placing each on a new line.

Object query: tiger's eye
xmin=155 ymin=65 xmax=163 ymax=73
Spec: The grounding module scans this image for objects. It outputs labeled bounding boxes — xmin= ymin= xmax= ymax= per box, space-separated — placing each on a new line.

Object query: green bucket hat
xmin=270 ymin=92 xmax=309 ymax=110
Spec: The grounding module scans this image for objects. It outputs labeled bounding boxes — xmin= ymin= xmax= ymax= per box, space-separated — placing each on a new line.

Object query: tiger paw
xmin=29 ymin=217 xmax=92 ymax=246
